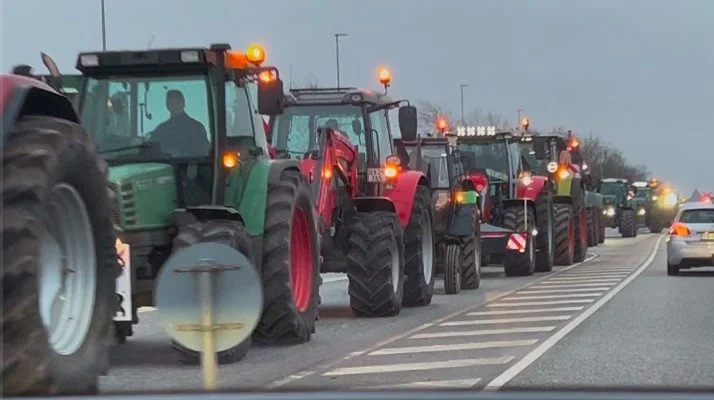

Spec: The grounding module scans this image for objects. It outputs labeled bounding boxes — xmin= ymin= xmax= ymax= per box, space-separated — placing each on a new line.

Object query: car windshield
xmin=406 ymin=144 xmax=451 ymax=188
xmin=80 ymin=74 xmax=213 ymax=160
xmin=679 ymin=209 xmax=714 ymax=224
xmin=270 ymin=104 xmax=365 ymax=160
xmin=457 ymin=140 xmax=510 ymax=181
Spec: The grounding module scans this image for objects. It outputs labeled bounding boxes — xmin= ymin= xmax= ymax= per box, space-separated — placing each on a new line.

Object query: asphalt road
xmin=99 ymin=228 xmax=713 ymax=393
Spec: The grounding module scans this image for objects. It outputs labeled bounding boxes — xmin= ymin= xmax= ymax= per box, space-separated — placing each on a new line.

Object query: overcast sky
xmin=1 ymin=0 xmax=711 ymax=194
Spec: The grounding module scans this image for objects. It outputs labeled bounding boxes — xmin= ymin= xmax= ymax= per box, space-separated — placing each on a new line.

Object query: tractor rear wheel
xmin=587 ymin=208 xmax=598 ymax=247
xmin=553 ymin=203 xmax=575 ymax=266
xmin=444 ymin=243 xmax=462 ymax=294
xmin=171 ymin=220 xmax=254 ymax=364
xmin=255 ymin=170 xmax=320 ymax=343
xmin=573 ymin=198 xmax=588 ymax=263
xmin=346 ymin=211 xmax=405 ymax=317
xmin=535 ymin=193 xmax=554 ymax=272
xmin=2 ymin=116 xmax=116 ymax=395
xmin=461 ymin=229 xmax=482 ymax=290
xmin=402 ymin=186 xmax=436 ymax=307
xmin=620 ymin=209 xmax=637 ymax=238
xmin=502 ymin=207 xmax=536 ymax=276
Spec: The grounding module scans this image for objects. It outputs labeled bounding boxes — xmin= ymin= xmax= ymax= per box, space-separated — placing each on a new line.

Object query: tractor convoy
xmin=2 ymin=44 xmax=666 ymax=396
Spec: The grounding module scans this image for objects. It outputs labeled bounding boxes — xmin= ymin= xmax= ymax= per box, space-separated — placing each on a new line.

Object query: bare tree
xmin=415 ymin=100 xmax=455 ymax=135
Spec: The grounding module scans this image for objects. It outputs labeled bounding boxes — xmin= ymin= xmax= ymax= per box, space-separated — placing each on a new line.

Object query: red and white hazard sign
xmin=506 ymin=233 xmax=527 ymax=253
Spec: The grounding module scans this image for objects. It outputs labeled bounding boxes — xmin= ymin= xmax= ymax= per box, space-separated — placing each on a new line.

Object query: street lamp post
xmin=334 ymin=33 xmax=348 ymax=88
xmin=101 ymin=0 xmax=107 ymax=51
xmin=460 ymin=84 xmax=469 ymax=126
xmin=516 ymin=109 xmax=524 ymax=132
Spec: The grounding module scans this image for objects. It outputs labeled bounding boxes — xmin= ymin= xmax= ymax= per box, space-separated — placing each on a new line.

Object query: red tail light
xmin=669 ymin=222 xmax=692 ymax=237
xmin=476 ymin=184 xmax=485 ymax=193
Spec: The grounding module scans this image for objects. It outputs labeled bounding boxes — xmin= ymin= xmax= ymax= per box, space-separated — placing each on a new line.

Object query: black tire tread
xmin=460 ymin=234 xmax=481 ymax=289
xmin=444 ymin=244 xmax=462 ymax=294
xmin=621 ymin=209 xmax=636 ymax=238
xmin=553 ymin=203 xmax=575 ymax=266
xmin=535 ymin=193 xmax=554 ymax=272
xmin=402 ymin=186 xmax=435 ymax=307
xmin=2 ymin=116 xmax=116 ymax=395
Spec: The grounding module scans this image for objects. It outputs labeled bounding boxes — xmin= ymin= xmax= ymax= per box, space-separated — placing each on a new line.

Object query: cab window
xmin=369 ymin=109 xmax=393 ymax=163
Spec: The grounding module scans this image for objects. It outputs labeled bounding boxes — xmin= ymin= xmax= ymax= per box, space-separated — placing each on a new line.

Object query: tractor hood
xmin=602 ymin=194 xmax=618 ymax=205
xmin=108 ymin=163 xmax=178 ymax=231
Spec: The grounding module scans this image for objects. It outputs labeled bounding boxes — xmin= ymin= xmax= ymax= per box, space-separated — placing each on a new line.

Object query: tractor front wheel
xmin=402 ymin=186 xmax=436 ymax=307
xmin=171 ymin=220 xmax=254 ymax=364
xmin=444 ymin=243 xmax=462 ymax=294
xmin=255 ymin=170 xmax=321 ymax=343
xmin=535 ymin=193 xmax=554 ymax=272
xmin=620 ymin=209 xmax=637 ymax=238
xmin=553 ymin=203 xmax=575 ymax=266
xmin=461 ymin=230 xmax=482 ymax=290
xmin=502 ymin=207 xmax=536 ymax=276
xmin=346 ymin=212 xmax=406 ymax=317
xmin=2 ymin=116 xmax=116 ymax=395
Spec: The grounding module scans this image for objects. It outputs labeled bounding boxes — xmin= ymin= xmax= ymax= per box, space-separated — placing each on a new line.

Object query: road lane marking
xmin=516 ymin=287 xmax=611 ymax=294
xmin=544 ymin=278 xmax=621 ymax=283
xmin=488 ymin=299 xmax=594 ymax=307
xmin=501 ymin=293 xmax=603 ymax=300
xmin=566 ymin=268 xmax=635 ymax=273
xmin=530 ymin=282 xmax=616 ymax=289
xmin=267 ymin=253 xmax=598 ymax=388
xmin=549 ymin=274 xmax=629 ymax=279
xmin=484 ymin=234 xmax=665 ymax=389
xmin=322 ymin=356 xmax=515 ymax=376
xmin=467 ymin=307 xmax=584 ymax=316
xmin=410 ymin=326 xmax=556 ymax=339
xmin=369 ymin=339 xmax=538 ymax=355
xmin=441 ymin=315 xmax=571 ymax=326
xmin=363 ymin=378 xmax=482 ymax=389
xmin=137 ymin=307 xmax=157 ymax=313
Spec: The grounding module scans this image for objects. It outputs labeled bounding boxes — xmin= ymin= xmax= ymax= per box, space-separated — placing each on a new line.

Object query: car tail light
xmin=669 ymin=222 xmax=692 ymax=237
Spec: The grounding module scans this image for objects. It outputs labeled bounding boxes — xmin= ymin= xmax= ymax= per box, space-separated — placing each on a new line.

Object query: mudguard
xmin=516 ymin=176 xmax=548 ymax=201
xmin=1 ymin=74 xmax=78 ymax=149
xmin=448 ymin=204 xmax=477 ymax=237
xmin=552 ymin=195 xmax=573 ymax=205
xmin=354 ymin=197 xmax=396 ymax=214
xmin=385 ymin=170 xmax=429 ymax=228
xmin=502 ymin=198 xmax=537 ymax=215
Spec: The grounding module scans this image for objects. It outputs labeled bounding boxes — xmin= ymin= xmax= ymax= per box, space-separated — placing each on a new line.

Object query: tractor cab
xmin=269 ymin=73 xmax=418 ymax=197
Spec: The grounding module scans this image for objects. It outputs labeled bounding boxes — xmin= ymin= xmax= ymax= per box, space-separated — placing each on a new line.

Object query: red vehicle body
xmin=269 ymin=85 xmax=436 ymax=316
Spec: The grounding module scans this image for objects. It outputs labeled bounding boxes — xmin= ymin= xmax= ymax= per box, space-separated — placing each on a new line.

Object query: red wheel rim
xmin=290 ymin=208 xmax=313 ymax=313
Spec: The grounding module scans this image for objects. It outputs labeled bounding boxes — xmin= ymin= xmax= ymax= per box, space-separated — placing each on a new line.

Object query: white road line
xmin=369 ymin=339 xmax=538 ymax=355
xmin=488 ymin=299 xmax=593 ymax=307
xmin=410 ymin=326 xmax=556 ymax=339
xmin=566 ymin=268 xmax=635 ymax=273
xmin=441 ymin=315 xmax=571 ymax=326
xmin=322 ymin=356 xmax=515 ymax=376
xmin=531 ymin=282 xmax=616 ymax=289
xmin=550 ymin=274 xmax=629 ymax=279
xmin=363 ymin=378 xmax=482 ymax=389
xmin=501 ymin=293 xmax=603 ymax=301
xmin=517 ymin=287 xmax=611 ymax=294
xmin=467 ymin=307 xmax=584 ymax=316
xmin=137 ymin=307 xmax=157 ymax=313
xmin=484 ymin=234 xmax=665 ymax=389
xmin=545 ymin=278 xmax=621 ymax=283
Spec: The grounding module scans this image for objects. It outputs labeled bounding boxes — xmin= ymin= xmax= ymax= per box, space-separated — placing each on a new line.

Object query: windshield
xmin=80 ymin=74 xmax=212 ymax=160
xmin=635 ymin=188 xmax=651 ymax=199
xmin=600 ymin=182 xmax=626 ymax=197
xmin=518 ymin=141 xmax=548 ymax=174
xmin=271 ymin=104 xmax=365 ymax=160
xmin=457 ymin=140 xmax=510 ymax=181
xmin=406 ymin=145 xmax=451 ymax=188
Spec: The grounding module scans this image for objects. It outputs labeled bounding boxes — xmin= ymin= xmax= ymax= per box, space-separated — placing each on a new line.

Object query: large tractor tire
xmin=346 ymin=211 xmax=405 ymax=317
xmin=443 ymin=243 xmax=462 ymax=294
xmin=535 ymin=193 xmax=554 ymax=272
xmin=586 ymin=208 xmax=598 ymax=247
xmin=461 ymin=229 xmax=482 ymax=290
xmin=254 ymin=170 xmax=321 ymax=343
xmin=171 ymin=220 xmax=254 ymax=364
xmin=572 ymin=195 xmax=588 ymax=263
xmin=598 ymin=215 xmax=606 ymax=243
xmin=502 ymin=206 xmax=536 ymax=276
xmin=2 ymin=116 xmax=116 ymax=396
xmin=620 ymin=209 xmax=637 ymax=238
xmin=649 ymin=215 xmax=663 ymax=234
xmin=553 ymin=203 xmax=575 ymax=266
xmin=402 ymin=186 xmax=436 ymax=307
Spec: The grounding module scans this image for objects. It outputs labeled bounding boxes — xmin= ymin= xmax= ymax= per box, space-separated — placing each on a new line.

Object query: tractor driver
xmin=149 ymin=90 xmax=211 ymax=157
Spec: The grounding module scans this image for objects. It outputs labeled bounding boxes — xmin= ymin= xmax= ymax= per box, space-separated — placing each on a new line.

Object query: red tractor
xmin=2 ymin=65 xmax=118 ymax=394
xmin=454 ymin=126 xmax=556 ymax=276
xmin=268 ymin=70 xmax=435 ymax=316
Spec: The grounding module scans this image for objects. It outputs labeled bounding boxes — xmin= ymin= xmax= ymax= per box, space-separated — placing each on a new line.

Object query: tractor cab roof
xmin=285 ymin=87 xmax=398 ymax=108
xmin=601 ymin=178 xmax=628 ymax=183
xmin=455 ymin=127 xmax=518 ymax=144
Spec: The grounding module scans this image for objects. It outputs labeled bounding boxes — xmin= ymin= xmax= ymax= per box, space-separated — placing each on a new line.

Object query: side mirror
xmin=456 ymin=190 xmax=479 ymax=205
xmin=257 ymin=75 xmax=285 ymax=116
xmin=533 ymin=137 xmax=548 ymax=160
xmin=398 ymin=105 xmax=417 ymax=141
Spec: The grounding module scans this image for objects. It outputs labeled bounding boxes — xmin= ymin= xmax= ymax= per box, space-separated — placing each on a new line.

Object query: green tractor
xmin=74 ymin=43 xmax=321 ymax=363
xmin=648 ymin=182 xmax=679 ymax=233
xmin=631 ymin=181 xmax=652 ymax=229
xmin=599 ymin=178 xmax=638 ymax=238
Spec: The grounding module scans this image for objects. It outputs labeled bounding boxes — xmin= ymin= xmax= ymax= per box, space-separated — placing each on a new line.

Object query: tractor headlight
xmin=638 ymin=208 xmax=646 ymax=216
xmin=664 ymin=193 xmax=677 ymax=207
xmin=605 ymin=207 xmax=616 ymax=217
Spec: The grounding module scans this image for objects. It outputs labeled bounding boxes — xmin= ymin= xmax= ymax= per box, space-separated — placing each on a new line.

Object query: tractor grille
xmin=109 ymin=182 xmax=137 ymax=226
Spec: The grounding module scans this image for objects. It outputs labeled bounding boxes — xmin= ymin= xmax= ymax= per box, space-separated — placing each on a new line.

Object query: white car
xmin=666 ymin=201 xmax=714 ymax=275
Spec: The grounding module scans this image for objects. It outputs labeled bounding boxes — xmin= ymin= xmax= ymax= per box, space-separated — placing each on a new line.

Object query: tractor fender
xmin=385 ymin=170 xmax=429 ymax=228
xmin=180 ymin=206 xmax=245 ymax=225
xmin=1 ymin=74 xmax=78 ymax=149
xmin=448 ymin=204 xmax=477 ymax=237
xmin=353 ymin=197 xmax=396 ymax=214
xmin=502 ymin=198 xmax=537 ymax=217
xmin=516 ymin=176 xmax=548 ymax=201
xmin=552 ymin=195 xmax=573 ymax=205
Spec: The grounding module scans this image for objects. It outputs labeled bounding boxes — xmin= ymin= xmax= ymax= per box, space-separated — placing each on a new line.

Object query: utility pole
xmin=101 ymin=0 xmax=107 ymax=51
xmin=460 ymin=84 xmax=469 ymax=126
xmin=334 ymin=33 xmax=348 ymax=88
